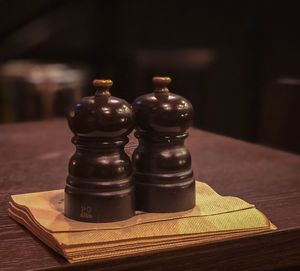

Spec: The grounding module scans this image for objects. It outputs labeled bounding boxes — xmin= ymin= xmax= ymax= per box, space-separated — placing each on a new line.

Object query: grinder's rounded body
xmin=132 ymin=77 xmax=195 ymax=213
xmin=64 ymin=80 xmax=134 ymax=222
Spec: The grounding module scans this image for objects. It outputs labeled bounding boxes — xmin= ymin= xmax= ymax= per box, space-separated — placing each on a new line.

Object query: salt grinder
xmin=65 ymin=79 xmax=135 ymax=222
xmin=132 ymin=77 xmax=195 ymax=212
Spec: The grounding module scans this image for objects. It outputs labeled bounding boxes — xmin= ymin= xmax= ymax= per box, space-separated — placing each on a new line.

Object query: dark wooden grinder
xmin=64 ymin=79 xmax=135 ymax=222
xmin=132 ymin=76 xmax=195 ymax=212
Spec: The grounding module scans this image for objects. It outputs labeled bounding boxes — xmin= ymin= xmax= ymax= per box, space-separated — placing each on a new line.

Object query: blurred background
xmin=0 ymin=0 xmax=300 ymax=153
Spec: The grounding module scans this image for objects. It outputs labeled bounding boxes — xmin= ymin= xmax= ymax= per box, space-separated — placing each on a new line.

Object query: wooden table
xmin=1 ymin=120 xmax=300 ymax=271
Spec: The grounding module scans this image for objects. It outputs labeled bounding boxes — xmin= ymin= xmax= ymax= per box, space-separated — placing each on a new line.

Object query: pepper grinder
xmin=65 ymin=79 xmax=135 ymax=222
xmin=132 ymin=76 xmax=195 ymax=212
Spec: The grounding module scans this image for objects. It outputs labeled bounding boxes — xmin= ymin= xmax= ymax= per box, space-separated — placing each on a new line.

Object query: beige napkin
xmin=8 ymin=181 xmax=276 ymax=263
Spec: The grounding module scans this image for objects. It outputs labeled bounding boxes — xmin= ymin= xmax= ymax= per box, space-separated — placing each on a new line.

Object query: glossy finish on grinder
xmin=132 ymin=77 xmax=195 ymax=212
xmin=65 ymin=79 xmax=134 ymax=222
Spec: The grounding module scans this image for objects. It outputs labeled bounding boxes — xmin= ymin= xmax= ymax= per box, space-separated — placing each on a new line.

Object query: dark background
xmin=0 ymin=0 xmax=300 ymax=153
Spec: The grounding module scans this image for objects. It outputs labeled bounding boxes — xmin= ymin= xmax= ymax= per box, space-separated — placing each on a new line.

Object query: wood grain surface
xmin=0 ymin=119 xmax=300 ymax=271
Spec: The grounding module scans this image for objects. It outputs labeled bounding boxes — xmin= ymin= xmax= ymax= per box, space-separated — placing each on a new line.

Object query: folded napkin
xmin=8 ymin=181 xmax=276 ymax=263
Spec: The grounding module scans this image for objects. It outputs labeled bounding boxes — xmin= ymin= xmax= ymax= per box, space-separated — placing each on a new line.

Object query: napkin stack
xmin=8 ymin=181 xmax=276 ymax=263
